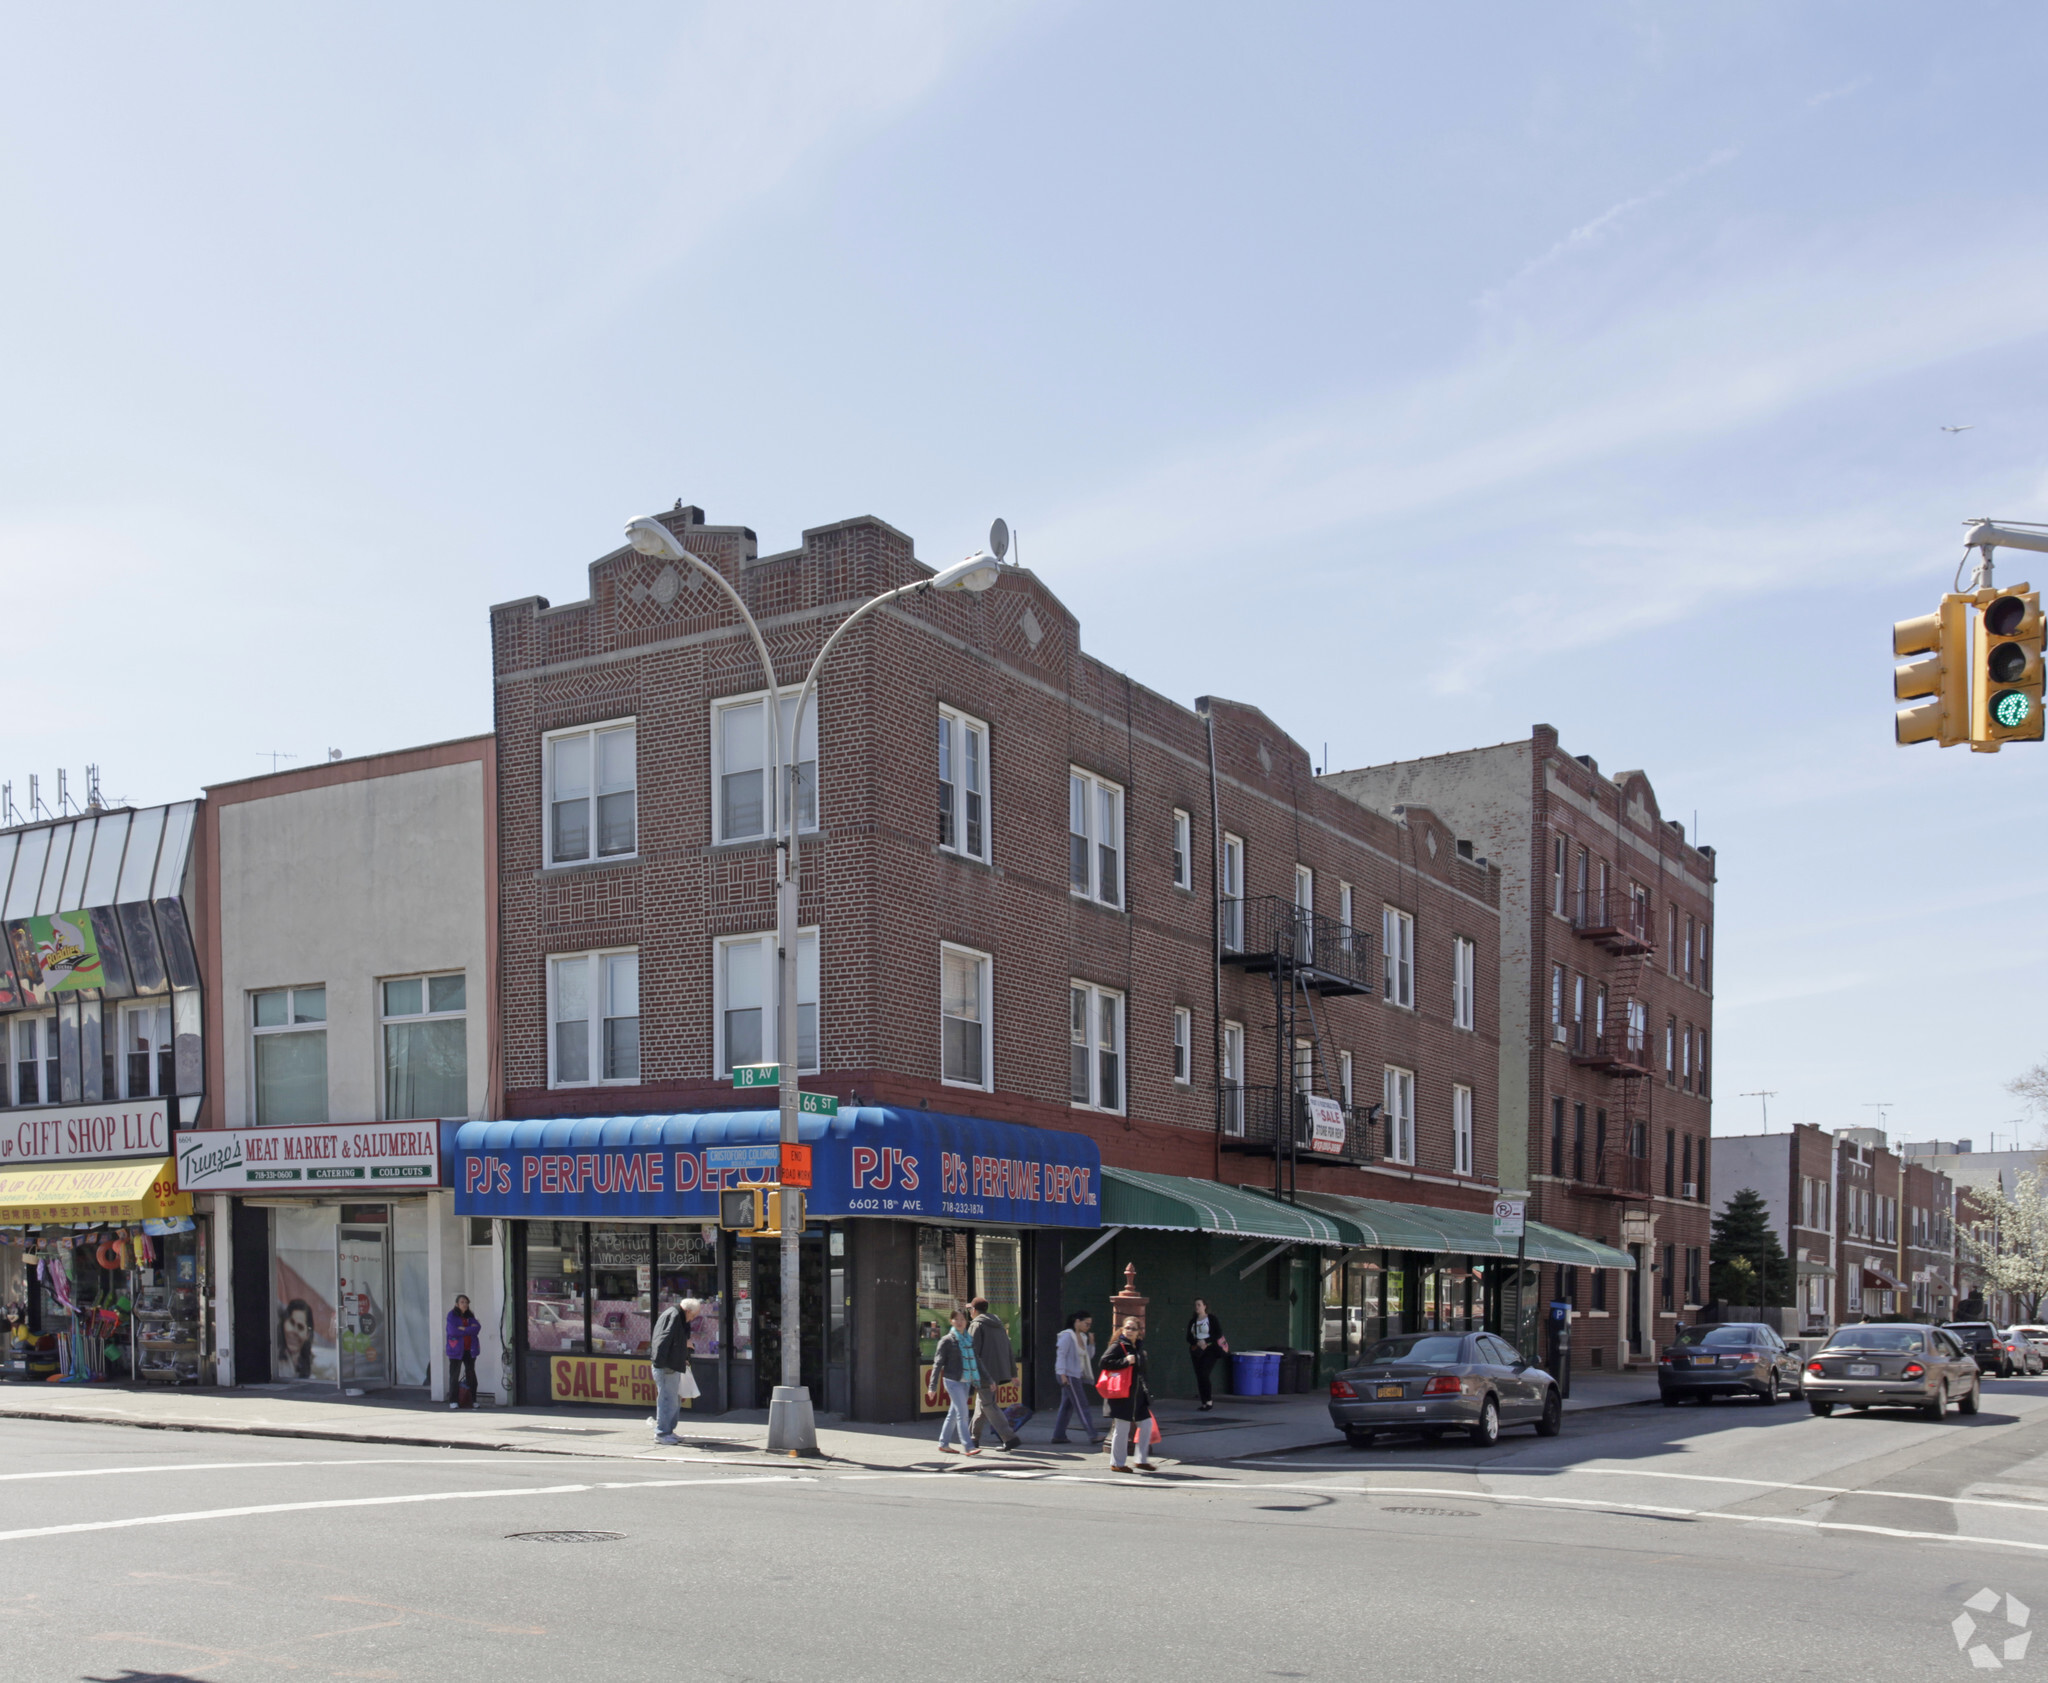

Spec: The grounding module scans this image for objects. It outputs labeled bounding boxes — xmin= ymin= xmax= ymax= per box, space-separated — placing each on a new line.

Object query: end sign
xmin=779 ymin=1143 xmax=813 ymax=1188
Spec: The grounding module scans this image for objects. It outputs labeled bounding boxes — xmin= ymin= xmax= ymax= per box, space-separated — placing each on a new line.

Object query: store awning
xmin=1098 ymin=1169 xmax=1349 ymax=1245
xmin=0 ymin=1158 xmax=190 ymax=1225
xmin=1284 ymin=1190 xmax=1636 ymax=1269
xmin=1861 ymin=1260 xmax=1905 ymax=1290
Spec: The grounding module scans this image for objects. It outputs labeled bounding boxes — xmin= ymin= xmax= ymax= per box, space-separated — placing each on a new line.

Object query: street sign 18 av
xmin=731 ymin=1063 xmax=779 ymax=1088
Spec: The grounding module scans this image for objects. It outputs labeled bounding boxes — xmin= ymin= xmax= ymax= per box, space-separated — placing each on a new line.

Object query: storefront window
xmin=657 ymin=1225 xmax=721 ymax=1359
xmin=525 ymin=1220 xmax=587 ymax=1354
xmin=916 ymin=1228 xmax=971 ymax=1415
xmin=589 ymin=1224 xmax=650 ymax=1357
xmin=731 ymin=1238 xmax=754 ymax=1361
xmin=1384 ymin=1258 xmax=1407 ymax=1334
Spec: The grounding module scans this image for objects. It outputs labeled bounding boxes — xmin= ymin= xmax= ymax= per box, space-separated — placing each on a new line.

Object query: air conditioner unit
xmin=1682 ymin=1181 xmax=1699 ymax=1199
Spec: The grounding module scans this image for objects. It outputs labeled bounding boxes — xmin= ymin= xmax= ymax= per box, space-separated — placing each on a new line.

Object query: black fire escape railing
xmin=1217 ymin=1085 xmax=1378 ymax=1166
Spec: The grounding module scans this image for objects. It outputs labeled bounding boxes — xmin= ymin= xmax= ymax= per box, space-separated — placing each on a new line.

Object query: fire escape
xmin=1568 ymin=887 xmax=1655 ymax=1198
xmin=1217 ymin=895 xmax=1379 ymax=1197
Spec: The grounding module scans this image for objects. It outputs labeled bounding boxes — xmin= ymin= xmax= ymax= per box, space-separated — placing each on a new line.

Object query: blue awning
xmin=453 ymin=1106 xmax=1101 ymax=1230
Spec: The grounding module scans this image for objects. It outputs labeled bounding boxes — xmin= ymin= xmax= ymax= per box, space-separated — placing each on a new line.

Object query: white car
xmin=2010 ymin=1325 xmax=2048 ymax=1363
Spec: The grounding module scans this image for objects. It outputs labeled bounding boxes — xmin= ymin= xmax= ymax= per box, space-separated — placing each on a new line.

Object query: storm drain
xmin=507 ymin=1530 xmax=627 ymax=1543
xmin=1380 ymin=1506 xmax=1477 ymax=1518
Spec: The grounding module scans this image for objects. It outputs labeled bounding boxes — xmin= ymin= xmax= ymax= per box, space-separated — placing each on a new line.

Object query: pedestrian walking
xmin=649 ymin=1294 xmax=701 ymax=1444
xmin=1099 ymin=1316 xmax=1157 ymax=1472
xmin=444 ymin=1294 xmax=481 ymax=1410
xmin=966 ymin=1296 xmax=1023 ymax=1451
xmin=1051 ymin=1311 xmax=1105 ymax=1445
xmin=1186 ymin=1297 xmax=1230 ymax=1411
xmin=927 ymin=1306 xmax=982 ymax=1455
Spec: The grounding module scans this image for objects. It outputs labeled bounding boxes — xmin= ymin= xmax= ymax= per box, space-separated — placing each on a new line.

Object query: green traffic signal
xmin=1992 ymin=689 xmax=2034 ymax=729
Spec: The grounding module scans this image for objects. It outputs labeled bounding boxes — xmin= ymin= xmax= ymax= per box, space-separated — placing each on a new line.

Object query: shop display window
xmin=525 ymin=1222 xmax=724 ymax=1362
xmin=657 ymin=1226 xmax=721 ymax=1359
xmin=589 ymin=1223 xmax=650 ymax=1357
xmin=525 ymin=1220 xmax=588 ymax=1354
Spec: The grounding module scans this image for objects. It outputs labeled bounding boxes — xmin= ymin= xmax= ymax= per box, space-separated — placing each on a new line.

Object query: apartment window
xmin=382 ymin=973 xmax=467 ymax=1121
xmin=1339 ymin=1050 xmax=1354 ymax=1108
xmin=1550 ymin=964 xmax=1566 ymax=1043
xmin=1697 ymin=1030 xmax=1708 ymax=1096
xmin=1682 ymin=1134 xmax=1693 ymax=1194
xmin=1452 ymin=936 xmax=1475 ymax=1030
xmin=1171 ymin=809 xmax=1192 ymax=890
xmin=1847 ymin=1266 xmax=1862 ymax=1312
xmin=713 ymin=690 xmax=818 ymax=843
xmin=1591 ymin=1267 xmax=1608 ymax=1312
xmin=1664 ymin=1128 xmax=1676 ymax=1197
xmin=1661 ymin=1244 xmax=1675 ymax=1311
xmin=941 ymin=945 xmax=991 ymax=1089
xmin=1295 ymin=866 xmax=1315 ymax=963
xmin=936 ymin=707 xmax=989 ymax=862
xmin=1221 ymin=1020 xmax=1245 ymax=1134
xmin=1699 ymin=924 xmax=1711 ymax=990
xmin=1685 ymin=1247 xmax=1702 ymax=1304
xmin=1292 ymin=1036 xmax=1314 ymax=1095
xmin=1664 ymin=1017 xmax=1676 ymax=1083
xmin=715 ymin=931 xmax=821 ymax=1076
xmin=1565 ymin=1102 xmax=1581 ymax=1181
xmin=1551 ymin=1096 xmax=1565 ymax=1177
xmin=1575 ymin=847 xmax=1589 ymax=923
xmin=1595 ymin=1108 xmax=1607 ymax=1173
xmin=121 ymin=1001 xmax=174 ymax=1100
xmin=1627 ymin=997 xmax=1647 ymax=1056
xmin=252 ymin=986 xmax=328 ymax=1125
xmin=1452 ymin=1083 xmax=1474 ymax=1176
xmin=1551 ymin=834 xmax=1567 ymax=916
xmin=1069 ymin=769 xmax=1124 ymax=908
xmin=1383 ymin=907 xmax=1415 ymax=1008
xmin=1684 ymin=915 xmax=1696 ymax=983
xmin=1172 ymin=1006 xmax=1192 ymax=1084
xmin=1383 ymin=1066 xmax=1415 ymax=1164
xmin=549 ymin=951 xmax=639 ymax=1085
xmin=1338 ymin=882 xmax=1356 ymax=952
xmin=1070 ymin=983 xmax=1124 ymax=1112
xmin=545 ymin=720 xmax=637 ymax=865
xmin=1681 ymin=1023 xmax=1692 ymax=1092
xmin=1572 ymin=974 xmax=1587 ymax=1053
xmin=1595 ymin=983 xmax=1608 ymax=1045
xmin=1220 ymin=833 xmax=1245 ymax=950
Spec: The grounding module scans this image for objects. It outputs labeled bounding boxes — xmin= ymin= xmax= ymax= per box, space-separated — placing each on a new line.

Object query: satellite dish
xmin=989 ymin=518 xmax=1010 ymax=561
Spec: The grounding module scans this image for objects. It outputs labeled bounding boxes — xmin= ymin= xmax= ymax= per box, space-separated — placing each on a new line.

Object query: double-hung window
xmin=1068 ymin=770 xmax=1123 ymax=907
xmin=12 ymin=1015 xmax=57 ymax=1108
xmin=1572 ymin=974 xmax=1587 ymax=1053
xmin=937 ymin=707 xmax=989 ymax=862
xmin=1552 ymin=835 xmax=1567 ymax=916
xmin=1681 ymin=1023 xmax=1692 ymax=1091
xmin=1171 ymin=810 xmax=1192 ymax=890
xmin=382 ymin=973 xmax=468 ymax=1120
xmin=941 ymin=945 xmax=991 ymax=1089
xmin=714 ymin=690 xmax=818 ymax=844
xmin=1171 ymin=1006 xmax=1192 ymax=1084
xmin=545 ymin=721 xmax=637 ymax=865
xmin=1451 ymin=936 xmax=1475 ymax=1030
xmin=252 ymin=986 xmax=328 ymax=1124
xmin=1294 ymin=866 xmax=1315 ymax=963
xmin=1383 ymin=1066 xmax=1415 ymax=1164
xmin=1069 ymin=982 xmax=1124 ymax=1113
xmin=1550 ymin=964 xmax=1567 ymax=1043
xmin=1221 ymin=1020 xmax=1245 ymax=1134
xmin=122 ymin=1001 xmax=174 ymax=1100
xmin=1220 ymin=834 xmax=1245 ymax=950
xmin=549 ymin=951 xmax=640 ymax=1086
xmin=715 ymin=931 xmax=820 ymax=1076
xmin=1338 ymin=882 xmax=1355 ymax=952
xmin=1452 ymin=1084 xmax=1474 ymax=1176
xmin=1339 ymin=1050 xmax=1353 ymax=1108
xmin=1382 ymin=907 xmax=1414 ymax=1008
xmin=1664 ymin=1017 xmax=1676 ymax=1083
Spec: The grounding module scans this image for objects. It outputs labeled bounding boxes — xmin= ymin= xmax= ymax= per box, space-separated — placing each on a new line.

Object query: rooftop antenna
xmin=0 ymin=783 xmax=15 ymax=826
xmin=989 ymin=518 xmax=1010 ymax=564
xmin=259 ymin=750 xmax=298 ymax=775
xmin=1740 ymin=1090 xmax=1778 ymax=1132
xmin=83 ymin=764 xmax=103 ymax=811
xmin=55 ymin=769 xmax=74 ymax=816
xmin=1863 ymin=1101 xmax=1895 ymax=1134
xmin=29 ymin=774 xmax=48 ymax=820
xmin=328 ymin=748 xmax=344 ymax=763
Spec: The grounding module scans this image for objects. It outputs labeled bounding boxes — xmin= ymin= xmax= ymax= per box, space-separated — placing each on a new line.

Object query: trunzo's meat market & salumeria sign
xmin=1 ymin=1101 xmax=173 ymax=1166
xmin=176 ymin=1122 xmax=441 ymax=1191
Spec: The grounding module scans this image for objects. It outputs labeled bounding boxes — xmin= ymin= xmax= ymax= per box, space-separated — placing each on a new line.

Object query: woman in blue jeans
xmin=929 ymin=1307 xmax=983 ymax=1456
xmin=1051 ymin=1310 xmax=1105 ymax=1444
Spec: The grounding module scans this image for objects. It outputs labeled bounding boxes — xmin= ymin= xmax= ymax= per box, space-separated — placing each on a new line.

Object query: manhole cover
xmin=1381 ymin=1506 xmax=1477 ymax=1517
xmin=507 ymin=1530 xmax=626 ymax=1543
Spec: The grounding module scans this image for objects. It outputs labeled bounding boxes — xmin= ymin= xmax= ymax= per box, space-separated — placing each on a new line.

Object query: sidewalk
xmin=0 ymin=1369 xmax=1658 ymax=1468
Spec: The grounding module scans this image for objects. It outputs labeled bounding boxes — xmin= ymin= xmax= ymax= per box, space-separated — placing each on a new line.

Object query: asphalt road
xmin=9 ymin=1377 xmax=2048 ymax=1683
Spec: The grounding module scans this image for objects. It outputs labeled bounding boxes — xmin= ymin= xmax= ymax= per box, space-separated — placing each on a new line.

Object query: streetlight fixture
xmin=625 ymin=513 xmax=1002 ymax=1453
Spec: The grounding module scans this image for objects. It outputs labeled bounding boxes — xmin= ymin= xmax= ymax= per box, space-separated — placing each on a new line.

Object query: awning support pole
xmin=1209 ymin=1239 xmax=1268 ymax=1276
xmin=1238 ymin=1241 xmax=1296 ymax=1280
xmin=1062 ymin=1227 xmax=1125 ymax=1275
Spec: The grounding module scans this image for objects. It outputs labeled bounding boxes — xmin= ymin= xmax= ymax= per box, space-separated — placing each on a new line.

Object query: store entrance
xmin=739 ymin=1233 xmax=826 ymax=1409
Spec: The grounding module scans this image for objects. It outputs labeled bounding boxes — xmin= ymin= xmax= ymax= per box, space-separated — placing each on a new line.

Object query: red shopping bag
xmin=1096 ymin=1365 xmax=1132 ymax=1399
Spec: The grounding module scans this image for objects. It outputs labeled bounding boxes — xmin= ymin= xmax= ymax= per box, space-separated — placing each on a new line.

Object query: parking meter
xmin=1547 ymin=1300 xmax=1572 ymax=1399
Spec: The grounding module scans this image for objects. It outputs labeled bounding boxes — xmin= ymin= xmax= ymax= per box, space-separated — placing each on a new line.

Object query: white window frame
xmin=713 ymin=929 xmax=820 ymax=1078
xmin=11 ymin=1012 xmax=58 ymax=1108
xmin=1382 ymin=906 xmax=1414 ymax=1008
xmin=1550 ymin=963 xmax=1567 ymax=1043
xmin=1338 ymin=882 xmax=1355 ymax=952
xmin=543 ymin=718 xmax=638 ymax=868
xmin=1220 ymin=833 xmax=1245 ymax=951
xmin=250 ymin=984 xmax=329 ymax=1125
xmin=1339 ymin=1049 xmax=1353 ymax=1108
xmin=1451 ymin=935 xmax=1475 ymax=1031
xmin=1552 ymin=834 xmax=1568 ymax=916
xmin=1069 ymin=981 xmax=1125 ymax=1114
xmin=1383 ymin=1065 xmax=1416 ymax=1165
xmin=1068 ymin=769 xmax=1125 ymax=909
xmin=712 ymin=688 xmax=819 ymax=846
xmin=1221 ymin=1019 xmax=1245 ymax=1135
xmin=940 ymin=943 xmax=992 ymax=1091
xmin=547 ymin=949 xmax=641 ymax=1088
xmin=1452 ymin=1083 xmax=1474 ymax=1177
xmin=1171 ymin=809 xmax=1192 ymax=891
xmin=937 ymin=705 xmax=990 ymax=864
xmin=120 ymin=998 xmax=175 ymax=1101
xmin=379 ymin=972 xmax=468 ymax=1121
xmin=1171 ymin=1006 xmax=1192 ymax=1085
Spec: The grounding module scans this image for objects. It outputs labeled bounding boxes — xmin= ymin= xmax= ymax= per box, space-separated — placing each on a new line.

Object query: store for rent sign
xmin=0 ymin=1101 xmax=172 ymax=1166
xmin=178 ymin=1122 xmax=441 ymax=1192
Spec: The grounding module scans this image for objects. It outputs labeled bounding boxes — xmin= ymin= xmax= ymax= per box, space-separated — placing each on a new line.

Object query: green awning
xmin=1285 ymin=1190 xmax=1635 ymax=1270
xmin=1099 ymin=1168 xmax=1349 ymax=1245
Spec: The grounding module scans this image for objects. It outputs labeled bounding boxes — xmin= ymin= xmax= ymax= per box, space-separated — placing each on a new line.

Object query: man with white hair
xmin=650 ymin=1294 xmax=700 ymax=1445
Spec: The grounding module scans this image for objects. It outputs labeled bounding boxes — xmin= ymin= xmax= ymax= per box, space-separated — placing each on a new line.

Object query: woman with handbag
xmin=928 ymin=1306 xmax=982 ymax=1456
xmin=1099 ymin=1316 xmax=1157 ymax=1472
xmin=1186 ymin=1297 xmax=1229 ymax=1411
xmin=445 ymin=1295 xmax=482 ymax=1410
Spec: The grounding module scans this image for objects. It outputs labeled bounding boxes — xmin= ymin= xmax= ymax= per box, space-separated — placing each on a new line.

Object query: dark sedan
xmin=1805 ymin=1323 xmax=1980 ymax=1419
xmin=1658 ymin=1323 xmax=1804 ymax=1405
xmin=1329 ymin=1331 xmax=1563 ymax=1448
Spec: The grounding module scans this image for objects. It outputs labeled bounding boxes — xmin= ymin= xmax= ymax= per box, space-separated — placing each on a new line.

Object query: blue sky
xmin=5 ymin=4 xmax=2045 ymax=1145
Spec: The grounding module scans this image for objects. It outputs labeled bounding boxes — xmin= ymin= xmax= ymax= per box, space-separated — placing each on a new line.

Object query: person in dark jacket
xmin=1187 ymin=1298 xmax=1229 ymax=1411
xmin=1100 ymin=1316 xmax=1157 ymax=1472
xmin=444 ymin=1296 xmax=481 ymax=1410
xmin=649 ymin=1295 xmax=699 ymax=1444
xmin=928 ymin=1306 xmax=982 ymax=1455
xmin=966 ymin=1296 xmax=1022 ymax=1451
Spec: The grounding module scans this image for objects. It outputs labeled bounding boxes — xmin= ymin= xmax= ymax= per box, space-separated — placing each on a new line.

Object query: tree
xmin=1957 ymin=1169 xmax=2048 ymax=1324
xmin=1710 ymin=1188 xmax=1792 ymax=1307
xmin=2010 ymin=1062 xmax=2048 ymax=1123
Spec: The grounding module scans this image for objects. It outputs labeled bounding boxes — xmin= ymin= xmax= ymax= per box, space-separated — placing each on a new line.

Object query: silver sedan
xmin=1329 ymin=1330 xmax=1563 ymax=1448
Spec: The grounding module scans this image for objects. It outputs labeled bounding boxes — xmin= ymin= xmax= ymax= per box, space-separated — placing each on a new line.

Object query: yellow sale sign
xmin=548 ymin=1355 xmax=686 ymax=1408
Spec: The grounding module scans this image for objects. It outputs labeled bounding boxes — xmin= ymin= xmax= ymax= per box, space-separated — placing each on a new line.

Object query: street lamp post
xmin=626 ymin=515 xmax=1001 ymax=1453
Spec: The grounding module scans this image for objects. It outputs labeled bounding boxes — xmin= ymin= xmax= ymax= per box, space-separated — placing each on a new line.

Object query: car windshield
xmin=1671 ymin=1325 xmax=1761 ymax=1347
xmin=1363 ymin=1334 xmax=1467 ymax=1365
xmin=1825 ymin=1327 xmax=1926 ymax=1353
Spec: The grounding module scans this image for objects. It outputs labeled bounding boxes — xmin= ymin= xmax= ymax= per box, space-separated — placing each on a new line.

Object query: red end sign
xmin=779 ymin=1143 xmax=813 ymax=1188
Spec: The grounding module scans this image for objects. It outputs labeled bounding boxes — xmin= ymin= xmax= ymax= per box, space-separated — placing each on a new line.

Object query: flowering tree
xmin=1957 ymin=1168 xmax=2048 ymax=1324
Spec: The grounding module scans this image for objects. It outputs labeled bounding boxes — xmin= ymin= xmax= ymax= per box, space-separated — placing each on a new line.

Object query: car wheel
xmin=1959 ymin=1382 xmax=1982 ymax=1417
xmin=1809 ymin=1399 xmax=1834 ymax=1417
xmin=1535 ymin=1387 xmax=1563 ymax=1437
xmin=1761 ymin=1373 xmax=1780 ymax=1406
xmin=1344 ymin=1427 xmax=1375 ymax=1449
xmin=1922 ymin=1382 xmax=1949 ymax=1422
xmin=1469 ymin=1396 xmax=1501 ymax=1447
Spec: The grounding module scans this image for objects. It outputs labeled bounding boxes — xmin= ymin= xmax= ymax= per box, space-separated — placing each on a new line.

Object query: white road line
xmin=0 ymin=1474 xmax=802 ymax=1544
xmin=0 ymin=1458 xmax=526 ymax=1484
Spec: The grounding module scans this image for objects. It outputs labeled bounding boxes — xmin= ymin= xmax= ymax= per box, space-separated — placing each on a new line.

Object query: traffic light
xmin=717 ymin=1186 xmax=803 ymax=1234
xmin=1894 ymin=596 xmax=1970 ymax=746
xmin=1972 ymin=585 xmax=2045 ymax=750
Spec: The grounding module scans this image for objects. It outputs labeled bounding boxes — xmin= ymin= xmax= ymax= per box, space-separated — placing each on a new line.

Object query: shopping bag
xmin=676 ymin=1368 xmax=701 ymax=1400
xmin=923 ymin=1365 xmax=945 ymax=1407
xmin=1096 ymin=1365 xmax=1132 ymax=1399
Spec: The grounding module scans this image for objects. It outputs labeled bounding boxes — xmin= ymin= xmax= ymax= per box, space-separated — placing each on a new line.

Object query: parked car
xmin=1943 ymin=1321 xmax=2013 ymax=1376
xmin=1805 ymin=1323 xmax=1980 ymax=1419
xmin=1998 ymin=1330 xmax=2046 ymax=1376
xmin=1657 ymin=1323 xmax=1805 ymax=1406
xmin=2009 ymin=1325 xmax=2048 ymax=1366
xmin=1328 ymin=1331 xmax=1562 ymax=1448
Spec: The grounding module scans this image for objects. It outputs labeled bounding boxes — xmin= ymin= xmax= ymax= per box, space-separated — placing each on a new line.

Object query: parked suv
xmin=1943 ymin=1322 xmax=2013 ymax=1376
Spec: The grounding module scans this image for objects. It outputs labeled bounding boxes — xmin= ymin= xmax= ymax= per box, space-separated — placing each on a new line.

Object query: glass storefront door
xmin=742 ymin=1233 xmax=826 ymax=1408
xmin=336 ymin=1210 xmax=392 ymax=1389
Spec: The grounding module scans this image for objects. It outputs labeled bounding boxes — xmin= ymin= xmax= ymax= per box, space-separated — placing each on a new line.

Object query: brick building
xmin=469 ymin=506 xmax=1620 ymax=1420
xmin=1322 ymin=728 xmax=1715 ymax=1371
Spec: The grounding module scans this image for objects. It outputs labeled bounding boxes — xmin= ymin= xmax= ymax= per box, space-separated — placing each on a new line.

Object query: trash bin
xmin=1278 ymin=1350 xmax=1304 ymax=1393
xmin=1288 ymin=1349 xmax=1317 ymax=1393
xmin=1257 ymin=1351 xmax=1281 ymax=1394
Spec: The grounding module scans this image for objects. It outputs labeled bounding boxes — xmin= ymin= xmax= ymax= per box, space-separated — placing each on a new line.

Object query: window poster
xmin=272 ymin=1205 xmax=338 ymax=1384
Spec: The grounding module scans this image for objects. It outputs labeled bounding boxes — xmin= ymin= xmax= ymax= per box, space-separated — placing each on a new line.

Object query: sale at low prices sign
xmin=177 ymin=1122 xmax=442 ymax=1192
xmin=549 ymin=1355 xmax=688 ymax=1408
xmin=1 ymin=1100 xmax=173 ymax=1166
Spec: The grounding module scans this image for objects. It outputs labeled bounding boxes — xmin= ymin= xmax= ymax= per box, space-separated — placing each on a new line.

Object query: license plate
xmin=1849 ymin=1363 xmax=1878 ymax=1377
xmin=1376 ymin=1384 xmax=1404 ymax=1399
